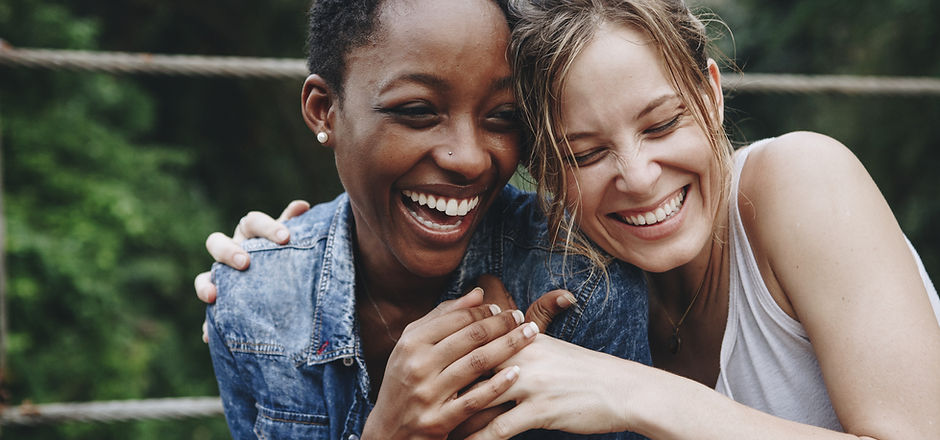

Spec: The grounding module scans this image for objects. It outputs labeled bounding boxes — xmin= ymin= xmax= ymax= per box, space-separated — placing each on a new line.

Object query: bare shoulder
xmin=739 ymin=131 xmax=866 ymax=200
xmin=737 ymin=131 xmax=880 ymax=229
xmin=736 ymin=132 xmax=893 ymax=315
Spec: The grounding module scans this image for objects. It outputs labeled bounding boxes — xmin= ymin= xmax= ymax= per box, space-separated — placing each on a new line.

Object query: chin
xmin=402 ymin=249 xmax=468 ymax=279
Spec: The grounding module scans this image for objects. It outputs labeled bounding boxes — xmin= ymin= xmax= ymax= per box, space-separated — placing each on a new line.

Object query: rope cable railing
xmin=0 ymin=397 xmax=223 ymax=426
xmin=2 ymin=42 xmax=940 ymax=95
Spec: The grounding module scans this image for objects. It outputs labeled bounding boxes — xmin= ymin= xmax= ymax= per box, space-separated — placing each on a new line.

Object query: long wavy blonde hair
xmin=507 ymin=0 xmax=734 ymax=270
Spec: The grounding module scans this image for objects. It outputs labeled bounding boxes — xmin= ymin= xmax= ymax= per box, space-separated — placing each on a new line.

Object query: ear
xmin=705 ymin=58 xmax=724 ymax=125
xmin=301 ymin=74 xmax=337 ymax=148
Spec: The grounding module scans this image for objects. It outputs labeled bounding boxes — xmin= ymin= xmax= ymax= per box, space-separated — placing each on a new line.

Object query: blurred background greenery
xmin=0 ymin=0 xmax=937 ymax=438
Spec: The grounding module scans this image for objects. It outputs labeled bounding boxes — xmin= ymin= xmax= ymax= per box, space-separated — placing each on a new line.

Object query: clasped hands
xmin=193 ymin=202 xmax=578 ymax=439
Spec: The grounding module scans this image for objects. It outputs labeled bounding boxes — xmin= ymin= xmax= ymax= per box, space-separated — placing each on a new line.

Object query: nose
xmin=434 ymin=118 xmax=492 ymax=181
xmin=612 ymin=147 xmax=662 ymax=196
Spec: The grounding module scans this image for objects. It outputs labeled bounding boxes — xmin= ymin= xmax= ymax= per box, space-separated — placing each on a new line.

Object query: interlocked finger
xmin=410 ymin=301 xmax=503 ymax=345
xmin=439 ymin=365 xmax=521 ymax=436
xmin=464 ymin=402 xmax=538 ymax=440
xmin=438 ymin=319 xmax=539 ymax=391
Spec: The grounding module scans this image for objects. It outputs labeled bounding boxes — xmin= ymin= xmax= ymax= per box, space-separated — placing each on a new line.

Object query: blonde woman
xmin=461 ymin=0 xmax=940 ymax=438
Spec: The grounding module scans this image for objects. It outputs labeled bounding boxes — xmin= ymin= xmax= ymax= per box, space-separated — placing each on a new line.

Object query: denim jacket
xmin=207 ymin=185 xmax=650 ymax=439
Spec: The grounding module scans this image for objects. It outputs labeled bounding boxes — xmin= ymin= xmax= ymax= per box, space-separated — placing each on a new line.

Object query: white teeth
xmin=401 ymin=190 xmax=481 ymax=218
xmin=654 ymin=208 xmax=666 ymax=222
xmin=620 ymin=188 xmax=687 ymax=227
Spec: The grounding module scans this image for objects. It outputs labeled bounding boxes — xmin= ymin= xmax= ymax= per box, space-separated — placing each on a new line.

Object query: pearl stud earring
xmin=316 ymin=132 xmax=329 ymax=144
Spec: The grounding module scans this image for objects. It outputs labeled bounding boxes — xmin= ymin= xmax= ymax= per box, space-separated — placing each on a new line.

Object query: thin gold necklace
xmin=659 ymin=283 xmax=704 ymax=354
xmin=355 ymin=262 xmax=399 ymax=343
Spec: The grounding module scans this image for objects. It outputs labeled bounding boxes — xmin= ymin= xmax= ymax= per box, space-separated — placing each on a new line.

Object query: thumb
xmin=475 ymin=274 xmax=517 ymax=311
xmin=525 ymin=289 xmax=577 ymax=332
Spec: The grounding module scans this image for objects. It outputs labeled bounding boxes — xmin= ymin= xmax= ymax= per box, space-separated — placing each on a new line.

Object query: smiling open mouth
xmin=401 ymin=190 xmax=481 ymax=231
xmin=613 ymin=186 xmax=687 ymax=226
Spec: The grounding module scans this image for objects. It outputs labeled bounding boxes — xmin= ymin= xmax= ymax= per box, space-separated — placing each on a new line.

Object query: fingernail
xmin=489 ymin=304 xmax=502 ymax=315
xmin=522 ymin=322 xmax=539 ymax=338
xmin=512 ymin=309 xmax=524 ymax=325
xmin=468 ymin=287 xmax=483 ymax=296
xmin=276 ymin=229 xmax=289 ymax=242
xmin=557 ymin=293 xmax=577 ymax=308
xmin=505 ymin=365 xmax=520 ymax=381
xmin=233 ymin=253 xmax=248 ymax=268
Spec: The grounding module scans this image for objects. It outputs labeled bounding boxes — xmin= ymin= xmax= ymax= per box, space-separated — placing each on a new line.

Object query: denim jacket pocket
xmin=253 ymin=403 xmax=330 ymax=439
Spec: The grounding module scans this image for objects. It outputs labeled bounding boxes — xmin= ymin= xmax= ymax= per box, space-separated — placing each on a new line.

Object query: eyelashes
xmin=374 ymin=103 xmax=520 ymax=132
xmin=645 ymin=114 xmax=681 ymax=134
xmin=568 ymin=113 xmax=686 ymax=167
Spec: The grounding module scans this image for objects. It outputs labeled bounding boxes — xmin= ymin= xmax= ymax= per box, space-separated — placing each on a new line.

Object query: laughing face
xmin=560 ymin=23 xmax=723 ymax=273
xmin=319 ymin=0 xmax=520 ymax=279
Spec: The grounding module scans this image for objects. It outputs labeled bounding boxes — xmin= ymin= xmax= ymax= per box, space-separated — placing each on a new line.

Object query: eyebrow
xmin=379 ymin=73 xmax=513 ymax=95
xmin=381 ymin=73 xmax=451 ymax=93
xmin=564 ymin=92 xmax=680 ymax=143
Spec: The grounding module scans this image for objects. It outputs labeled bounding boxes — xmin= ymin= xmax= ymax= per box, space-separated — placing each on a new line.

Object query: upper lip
xmin=400 ymin=183 xmax=489 ymax=199
xmin=609 ymin=186 xmax=687 ymax=217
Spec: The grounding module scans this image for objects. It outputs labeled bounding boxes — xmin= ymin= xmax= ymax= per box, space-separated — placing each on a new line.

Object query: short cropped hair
xmin=306 ymin=0 xmax=510 ymax=99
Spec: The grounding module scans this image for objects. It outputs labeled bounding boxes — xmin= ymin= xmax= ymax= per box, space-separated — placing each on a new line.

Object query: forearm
xmin=624 ymin=365 xmax=871 ymax=440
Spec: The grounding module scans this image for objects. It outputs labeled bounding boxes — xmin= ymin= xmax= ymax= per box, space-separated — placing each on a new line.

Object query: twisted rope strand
xmin=2 ymin=43 xmax=939 ymax=95
xmin=0 ymin=397 xmax=223 ymax=426
xmin=0 ymin=43 xmax=307 ymax=80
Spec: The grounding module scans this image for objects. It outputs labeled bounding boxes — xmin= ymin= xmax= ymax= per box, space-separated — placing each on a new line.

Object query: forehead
xmin=345 ymin=0 xmax=511 ymax=88
xmin=561 ymin=23 xmax=674 ymax=118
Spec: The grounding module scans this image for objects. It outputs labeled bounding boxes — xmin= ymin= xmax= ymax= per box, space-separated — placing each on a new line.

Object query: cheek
xmin=493 ymin=134 xmax=523 ymax=176
xmin=563 ymin=169 xmax=602 ymax=221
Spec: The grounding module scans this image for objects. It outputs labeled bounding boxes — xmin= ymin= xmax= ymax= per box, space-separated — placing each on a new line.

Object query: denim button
xmin=348 ymin=435 xmax=359 ymax=440
xmin=342 ymin=357 xmax=354 ymax=367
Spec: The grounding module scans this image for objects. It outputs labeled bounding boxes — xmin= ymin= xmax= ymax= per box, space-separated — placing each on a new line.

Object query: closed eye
xmin=485 ymin=105 xmax=521 ymax=132
xmin=645 ymin=114 xmax=681 ymax=135
xmin=570 ymin=147 xmax=610 ymax=167
xmin=375 ymin=102 xmax=441 ymax=128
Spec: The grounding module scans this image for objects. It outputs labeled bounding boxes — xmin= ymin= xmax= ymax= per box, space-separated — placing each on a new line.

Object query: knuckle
xmin=505 ymin=332 xmax=522 ymax=350
xmin=396 ymin=339 xmax=418 ymax=357
xmin=491 ymin=418 xmax=513 ymax=438
xmin=466 ymin=306 xmax=488 ymax=322
xmin=415 ymin=414 xmax=446 ymax=435
xmin=455 ymin=308 xmax=478 ymax=326
xmin=467 ymin=322 xmax=489 ymax=342
xmin=461 ymin=395 xmax=483 ymax=414
xmin=467 ymin=352 xmax=489 ymax=373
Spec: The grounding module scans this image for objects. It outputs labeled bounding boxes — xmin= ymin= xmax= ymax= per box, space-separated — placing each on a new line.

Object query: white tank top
xmin=713 ymin=140 xmax=940 ymax=431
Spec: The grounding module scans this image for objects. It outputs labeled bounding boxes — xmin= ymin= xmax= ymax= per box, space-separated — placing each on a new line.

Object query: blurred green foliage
xmin=0 ymin=0 xmax=937 ymax=438
xmin=703 ymin=0 xmax=940 ymax=283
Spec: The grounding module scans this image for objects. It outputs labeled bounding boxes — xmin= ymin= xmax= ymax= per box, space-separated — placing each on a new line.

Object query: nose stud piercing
xmin=316 ymin=132 xmax=329 ymax=144
xmin=448 ymin=151 xmax=453 ymax=156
